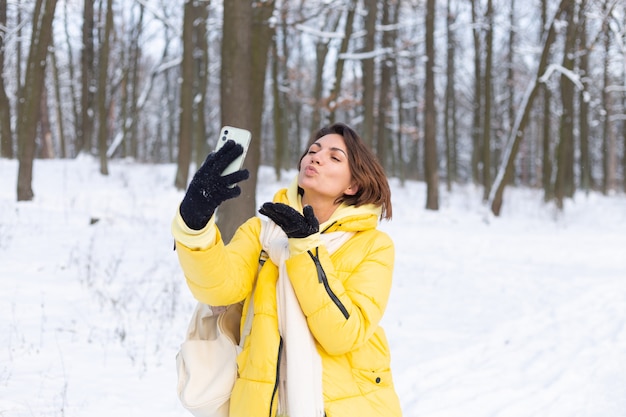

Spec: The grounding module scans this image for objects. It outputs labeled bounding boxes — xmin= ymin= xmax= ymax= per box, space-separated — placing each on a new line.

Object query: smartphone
xmin=214 ymin=126 xmax=252 ymax=176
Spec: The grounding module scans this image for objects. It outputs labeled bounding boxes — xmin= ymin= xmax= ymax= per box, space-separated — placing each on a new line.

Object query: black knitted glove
xmin=179 ymin=140 xmax=249 ymax=230
xmin=259 ymin=203 xmax=319 ymax=238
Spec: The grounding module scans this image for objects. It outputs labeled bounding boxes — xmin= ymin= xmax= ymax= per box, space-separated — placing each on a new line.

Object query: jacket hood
xmin=270 ymin=176 xmax=382 ymax=233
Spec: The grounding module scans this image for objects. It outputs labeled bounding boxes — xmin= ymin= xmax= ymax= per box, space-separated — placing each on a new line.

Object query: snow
xmin=1 ymin=157 xmax=625 ymax=417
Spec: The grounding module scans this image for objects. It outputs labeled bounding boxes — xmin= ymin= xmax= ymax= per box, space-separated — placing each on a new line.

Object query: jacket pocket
xmin=352 ymin=368 xmax=392 ymax=395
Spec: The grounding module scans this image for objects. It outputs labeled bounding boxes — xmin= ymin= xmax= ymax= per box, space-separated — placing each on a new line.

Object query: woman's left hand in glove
xmin=259 ymin=203 xmax=319 ymax=238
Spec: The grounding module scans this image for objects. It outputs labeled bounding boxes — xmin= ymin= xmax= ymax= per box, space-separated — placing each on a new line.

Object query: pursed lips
xmin=304 ymin=165 xmax=318 ymax=175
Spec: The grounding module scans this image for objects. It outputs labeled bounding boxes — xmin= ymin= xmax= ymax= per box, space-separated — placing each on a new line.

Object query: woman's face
xmin=298 ymin=133 xmax=357 ymax=204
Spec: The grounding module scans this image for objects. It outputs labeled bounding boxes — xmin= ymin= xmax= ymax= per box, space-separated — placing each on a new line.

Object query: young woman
xmin=172 ymin=123 xmax=402 ymax=417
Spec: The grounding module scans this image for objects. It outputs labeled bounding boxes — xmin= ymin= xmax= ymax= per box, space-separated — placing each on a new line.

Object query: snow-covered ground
xmin=1 ymin=157 xmax=625 ymax=417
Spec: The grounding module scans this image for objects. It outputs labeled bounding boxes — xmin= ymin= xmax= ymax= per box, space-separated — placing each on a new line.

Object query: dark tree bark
xmin=540 ymin=0 xmax=553 ymax=201
xmin=0 ymin=0 xmax=13 ymax=158
xmin=444 ymin=0 xmax=457 ymax=191
xmin=554 ymin=0 xmax=576 ymax=209
xmin=482 ymin=0 xmax=493 ymax=201
xmin=490 ymin=0 xmax=572 ymax=216
xmin=78 ymin=0 xmax=95 ymax=155
xmin=362 ymin=0 xmax=378 ymax=148
xmin=16 ymin=0 xmax=59 ymax=201
xmin=193 ymin=1 xmax=209 ymax=168
xmin=424 ymin=0 xmax=439 ymax=210
xmin=577 ymin=0 xmax=591 ymax=193
xmin=328 ymin=0 xmax=357 ymax=125
xmin=96 ymin=0 xmax=114 ymax=176
xmin=217 ymin=0 xmax=275 ymax=242
xmin=310 ymin=10 xmax=341 ymax=133
xmin=174 ymin=0 xmax=195 ymax=190
xmin=271 ymin=34 xmax=287 ymax=180
xmin=376 ymin=0 xmax=396 ymax=170
xmin=470 ymin=0 xmax=482 ymax=185
xmin=601 ymin=16 xmax=616 ymax=195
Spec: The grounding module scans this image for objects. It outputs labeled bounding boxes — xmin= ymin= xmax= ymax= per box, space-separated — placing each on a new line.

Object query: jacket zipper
xmin=307 ymin=247 xmax=350 ymax=319
xmin=269 ymin=336 xmax=283 ymax=417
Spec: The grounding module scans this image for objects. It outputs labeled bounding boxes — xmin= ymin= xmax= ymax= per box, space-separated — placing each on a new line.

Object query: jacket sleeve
xmin=173 ymin=214 xmax=263 ymax=306
xmin=285 ymin=230 xmax=394 ymax=356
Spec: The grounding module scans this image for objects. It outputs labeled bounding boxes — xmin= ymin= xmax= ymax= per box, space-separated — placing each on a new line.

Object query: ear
xmin=345 ymin=183 xmax=359 ymax=196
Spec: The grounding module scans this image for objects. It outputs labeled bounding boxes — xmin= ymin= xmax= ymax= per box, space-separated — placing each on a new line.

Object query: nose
xmin=310 ymin=152 xmax=321 ymax=164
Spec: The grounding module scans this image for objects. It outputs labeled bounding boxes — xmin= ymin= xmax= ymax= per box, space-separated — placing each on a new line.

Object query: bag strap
xmin=239 ymin=223 xmax=268 ymax=348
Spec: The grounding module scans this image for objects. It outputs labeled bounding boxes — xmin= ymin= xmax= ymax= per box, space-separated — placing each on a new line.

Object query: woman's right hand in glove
xmin=179 ymin=140 xmax=249 ymax=230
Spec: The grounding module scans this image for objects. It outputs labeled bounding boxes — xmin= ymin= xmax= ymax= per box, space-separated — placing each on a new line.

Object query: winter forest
xmin=1 ymin=0 xmax=626 ymax=239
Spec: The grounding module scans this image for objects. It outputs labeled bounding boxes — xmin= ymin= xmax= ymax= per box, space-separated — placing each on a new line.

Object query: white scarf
xmin=260 ymin=219 xmax=354 ymax=417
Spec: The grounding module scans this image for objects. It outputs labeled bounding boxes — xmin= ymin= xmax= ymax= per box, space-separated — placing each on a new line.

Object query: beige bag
xmin=176 ymin=301 xmax=249 ymax=417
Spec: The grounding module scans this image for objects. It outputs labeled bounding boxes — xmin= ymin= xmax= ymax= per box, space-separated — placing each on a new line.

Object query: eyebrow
xmin=311 ymin=141 xmax=348 ymax=157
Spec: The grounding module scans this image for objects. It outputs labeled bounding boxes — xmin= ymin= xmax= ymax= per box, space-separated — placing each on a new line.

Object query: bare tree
xmin=553 ymin=0 xmax=577 ymax=209
xmin=470 ymin=0 xmax=482 ymax=185
xmin=540 ymin=0 xmax=553 ymax=201
xmin=444 ymin=0 xmax=458 ymax=191
xmin=309 ymin=10 xmax=341 ymax=133
xmin=489 ymin=0 xmax=572 ymax=216
xmin=78 ymin=0 xmax=95 ymax=155
xmin=16 ymin=0 xmax=59 ymax=201
xmin=577 ymin=0 xmax=591 ymax=193
xmin=193 ymin=1 xmax=209 ymax=169
xmin=328 ymin=0 xmax=357 ymax=125
xmin=376 ymin=0 xmax=397 ymax=170
xmin=424 ymin=0 xmax=439 ymax=210
xmin=482 ymin=0 xmax=494 ymax=201
xmin=361 ymin=0 xmax=378 ymax=148
xmin=96 ymin=0 xmax=114 ymax=176
xmin=601 ymin=11 xmax=617 ymax=195
xmin=0 ymin=0 xmax=13 ymax=158
xmin=216 ymin=0 xmax=254 ymax=242
xmin=174 ymin=0 xmax=196 ymax=190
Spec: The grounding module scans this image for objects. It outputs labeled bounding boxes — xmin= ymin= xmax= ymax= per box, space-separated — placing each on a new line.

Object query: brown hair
xmin=298 ymin=123 xmax=392 ymax=220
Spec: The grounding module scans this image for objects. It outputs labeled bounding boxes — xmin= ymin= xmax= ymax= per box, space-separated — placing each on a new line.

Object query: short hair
xmin=298 ymin=123 xmax=392 ymax=220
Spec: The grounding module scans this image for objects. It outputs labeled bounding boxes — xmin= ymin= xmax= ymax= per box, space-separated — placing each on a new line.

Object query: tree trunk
xmin=376 ymin=0 xmax=396 ymax=170
xmin=271 ymin=36 xmax=287 ymax=180
xmin=361 ymin=0 xmax=378 ymax=148
xmin=540 ymin=0 xmax=553 ymax=201
xmin=96 ymin=0 xmax=114 ymax=176
xmin=482 ymin=0 xmax=493 ymax=201
xmin=470 ymin=0 xmax=482 ymax=185
xmin=506 ymin=0 xmax=517 ymax=184
xmin=577 ymin=0 xmax=591 ymax=193
xmin=310 ymin=10 xmax=341 ymax=133
xmin=444 ymin=0 xmax=456 ymax=191
xmin=78 ymin=0 xmax=95 ymax=155
xmin=601 ymin=24 xmax=616 ymax=195
xmin=489 ymin=0 xmax=572 ymax=216
xmin=328 ymin=0 xmax=357 ymax=125
xmin=16 ymin=0 xmax=59 ymax=201
xmin=193 ymin=1 xmax=209 ymax=168
xmin=129 ymin=4 xmax=145 ymax=160
xmin=174 ymin=0 xmax=195 ymax=190
xmin=216 ymin=0 xmax=263 ymax=243
xmin=0 ymin=0 xmax=13 ymax=158
xmin=424 ymin=0 xmax=439 ymax=210
xmin=554 ymin=0 xmax=576 ymax=209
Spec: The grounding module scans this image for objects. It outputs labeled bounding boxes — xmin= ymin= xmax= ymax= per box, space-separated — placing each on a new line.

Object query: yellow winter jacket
xmin=172 ymin=183 xmax=402 ymax=417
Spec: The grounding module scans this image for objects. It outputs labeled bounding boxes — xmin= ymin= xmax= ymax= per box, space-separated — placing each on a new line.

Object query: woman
xmin=172 ymin=123 xmax=402 ymax=417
